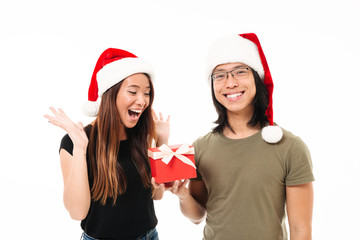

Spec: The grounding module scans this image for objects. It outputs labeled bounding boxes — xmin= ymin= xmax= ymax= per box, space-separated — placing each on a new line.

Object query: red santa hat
xmin=82 ymin=48 xmax=155 ymax=117
xmin=207 ymin=33 xmax=283 ymax=143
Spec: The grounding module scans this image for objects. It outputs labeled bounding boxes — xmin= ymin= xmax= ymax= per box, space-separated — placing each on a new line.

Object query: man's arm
xmin=286 ymin=182 xmax=314 ymax=240
xmin=170 ymin=179 xmax=208 ymax=224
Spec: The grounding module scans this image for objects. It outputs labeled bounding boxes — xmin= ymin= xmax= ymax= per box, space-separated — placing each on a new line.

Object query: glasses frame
xmin=211 ymin=66 xmax=250 ymax=82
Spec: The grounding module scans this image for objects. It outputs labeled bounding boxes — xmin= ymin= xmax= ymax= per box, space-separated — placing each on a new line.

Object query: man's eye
xmin=234 ymin=70 xmax=246 ymax=75
xmin=215 ymin=74 xmax=226 ymax=79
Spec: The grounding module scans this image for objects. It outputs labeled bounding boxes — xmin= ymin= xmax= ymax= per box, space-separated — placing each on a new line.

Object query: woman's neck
xmin=119 ymin=125 xmax=127 ymax=141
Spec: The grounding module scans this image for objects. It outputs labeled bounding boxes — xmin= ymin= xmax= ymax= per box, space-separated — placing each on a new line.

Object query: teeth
xmin=130 ymin=109 xmax=141 ymax=113
xmin=226 ymin=93 xmax=243 ymax=99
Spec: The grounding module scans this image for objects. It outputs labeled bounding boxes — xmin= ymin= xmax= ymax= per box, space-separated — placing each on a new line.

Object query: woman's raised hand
xmin=44 ymin=107 xmax=89 ymax=152
xmin=152 ymin=110 xmax=170 ymax=146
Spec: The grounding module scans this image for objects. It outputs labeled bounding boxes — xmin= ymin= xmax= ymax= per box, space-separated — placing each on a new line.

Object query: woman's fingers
xmin=44 ymin=113 xmax=66 ymax=129
xmin=152 ymin=109 xmax=159 ymax=121
xmin=58 ymin=108 xmax=73 ymax=122
xmin=151 ymin=177 xmax=165 ymax=191
xmin=49 ymin=106 xmax=57 ymax=114
xmin=78 ymin=121 xmax=84 ymax=129
xmin=158 ymin=112 xmax=164 ymax=121
xmin=46 ymin=107 xmax=82 ymax=133
xmin=151 ymin=177 xmax=159 ymax=187
xmin=152 ymin=109 xmax=169 ymax=123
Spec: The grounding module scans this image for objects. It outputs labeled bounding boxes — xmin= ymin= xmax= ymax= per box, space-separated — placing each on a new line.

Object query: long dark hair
xmin=211 ymin=68 xmax=269 ymax=133
xmin=88 ymin=74 xmax=155 ymax=205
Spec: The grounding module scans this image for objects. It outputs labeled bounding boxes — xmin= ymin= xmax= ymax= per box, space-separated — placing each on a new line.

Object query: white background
xmin=1 ymin=0 xmax=359 ymax=239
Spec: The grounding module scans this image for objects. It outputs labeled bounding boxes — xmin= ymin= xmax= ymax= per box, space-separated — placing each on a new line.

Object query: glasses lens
xmin=212 ymin=73 xmax=226 ymax=82
xmin=212 ymin=67 xmax=249 ymax=82
xmin=232 ymin=67 xmax=249 ymax=80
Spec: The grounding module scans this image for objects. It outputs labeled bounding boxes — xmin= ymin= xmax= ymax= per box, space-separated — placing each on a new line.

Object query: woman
xmin=44 ymin=48 xmax=169 ymax=240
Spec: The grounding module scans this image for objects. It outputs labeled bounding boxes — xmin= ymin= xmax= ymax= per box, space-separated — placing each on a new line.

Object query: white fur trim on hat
xmin=207 ymin=35 xmax=264 ymax=82
xmin=82 ymin=100 xmax=99 ymax=117
xmin=261 ymin=125 xmax=283 ymax=143
xmin=97 ymin=57 xmax=155 ymax=96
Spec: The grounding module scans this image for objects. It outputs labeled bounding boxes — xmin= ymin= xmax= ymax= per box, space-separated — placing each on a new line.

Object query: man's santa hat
xmin=82 ymin=48 xmax=155 ymax=117
xmin=207 ymin=33 xmax=283 ymax=143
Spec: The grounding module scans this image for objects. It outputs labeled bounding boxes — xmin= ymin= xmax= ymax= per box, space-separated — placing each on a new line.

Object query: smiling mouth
xmin=128 ymin=109 xmax=142 ymax=119
xmin=225 ymin=91 xmax=244 ymax=99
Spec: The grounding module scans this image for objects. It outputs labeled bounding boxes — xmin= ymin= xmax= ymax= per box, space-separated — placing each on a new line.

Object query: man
xmin=170 ymin=33 xmax=314 ymax=240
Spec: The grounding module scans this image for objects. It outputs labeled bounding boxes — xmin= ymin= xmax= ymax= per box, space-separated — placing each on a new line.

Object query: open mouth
xmin=225 ymin=91 xmax=244 ymax=100
xmin=128 ymin=109 xmax=142 ymax=120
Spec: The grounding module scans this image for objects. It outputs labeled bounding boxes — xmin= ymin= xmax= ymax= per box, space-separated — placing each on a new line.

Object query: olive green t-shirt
xmin=193 ymin=128 xmax=314 ymax=240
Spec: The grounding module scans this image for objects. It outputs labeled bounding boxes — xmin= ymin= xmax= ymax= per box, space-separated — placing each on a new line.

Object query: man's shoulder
xmin=276 ymin=126 xmax=309 ymax=151
xmin=280 ymin=127 xmax=298 ymax=140
xmin=193 ymin=131 xmax=219 ymax=146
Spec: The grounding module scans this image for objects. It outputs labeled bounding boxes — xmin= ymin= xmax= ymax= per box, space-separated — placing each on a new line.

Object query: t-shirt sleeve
xmin=285 ymin=137 xmax=315 ymax=186
xmin=191 ymin=138 xmax=203 ymax=181
xmin=59 ymin=134 xmax=73 ymax=156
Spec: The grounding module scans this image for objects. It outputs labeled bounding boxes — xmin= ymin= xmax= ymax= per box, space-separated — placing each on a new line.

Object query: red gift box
xmin=148 ymin=144 xmax=196 ymax=183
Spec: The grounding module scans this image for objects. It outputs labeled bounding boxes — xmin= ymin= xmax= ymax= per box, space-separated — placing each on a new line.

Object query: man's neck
xmin=224 ymin=110 xmax=260 ymax=139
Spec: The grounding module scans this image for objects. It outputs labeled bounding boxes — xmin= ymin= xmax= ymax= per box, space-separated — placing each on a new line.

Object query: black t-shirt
xmin=59 ymin=126 xmax=157 ymax=240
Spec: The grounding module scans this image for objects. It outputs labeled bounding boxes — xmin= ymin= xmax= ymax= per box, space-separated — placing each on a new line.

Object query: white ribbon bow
xmin=148 ymin=144 xmax=196 ymax=169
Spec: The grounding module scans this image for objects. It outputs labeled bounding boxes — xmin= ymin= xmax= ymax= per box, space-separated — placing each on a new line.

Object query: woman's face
xmin=116 ymin=73 xmax=151 ymax=128
xmin=212 ymin=62 xmax=256 ymax=116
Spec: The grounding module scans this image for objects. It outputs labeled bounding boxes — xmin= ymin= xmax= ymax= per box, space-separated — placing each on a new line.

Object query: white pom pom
xmin=82 ymin=101 xmax=99 ymax=117
xmin=261 ymin=125 xmax=283 ymax=143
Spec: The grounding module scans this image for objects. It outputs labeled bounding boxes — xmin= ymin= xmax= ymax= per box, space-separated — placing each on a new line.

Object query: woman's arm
xmin=150 ymin=110 xmax=170 ymax=199
xmin=60 ymin=149 xmax=91 ymax=220
xmin=286 ymin=182 xmax=314 ymax=240
xmin=45 ymin=107 xmax=91 ymax=220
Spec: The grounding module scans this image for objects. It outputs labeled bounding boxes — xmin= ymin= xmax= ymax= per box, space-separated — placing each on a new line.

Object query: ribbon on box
xmin=148 ymin=144 xmax=196 ymax=169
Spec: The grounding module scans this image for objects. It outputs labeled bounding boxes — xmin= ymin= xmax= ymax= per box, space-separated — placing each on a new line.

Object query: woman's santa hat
xmin=82 ymin=48 xmax=155 ymax=117
xmin=207 ymin=33 xmax=283 ymax=143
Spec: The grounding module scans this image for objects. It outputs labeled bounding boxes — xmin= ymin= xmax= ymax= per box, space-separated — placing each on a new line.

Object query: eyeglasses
xmin=211 ymin=67 xmax=251 ymax=83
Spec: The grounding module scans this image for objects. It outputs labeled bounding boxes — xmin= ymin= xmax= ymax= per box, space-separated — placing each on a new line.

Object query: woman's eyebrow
xmin=127 ymin=85 xmax=151 ymax=89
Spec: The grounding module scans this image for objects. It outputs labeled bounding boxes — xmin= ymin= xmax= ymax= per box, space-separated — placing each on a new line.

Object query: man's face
xmin=212 ymin=62 xmax=256 ymax=116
